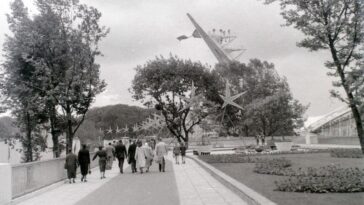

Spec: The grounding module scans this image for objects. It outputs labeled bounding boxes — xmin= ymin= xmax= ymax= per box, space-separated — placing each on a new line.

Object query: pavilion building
xmin=307 ymin=106 xmax=360 ymax=145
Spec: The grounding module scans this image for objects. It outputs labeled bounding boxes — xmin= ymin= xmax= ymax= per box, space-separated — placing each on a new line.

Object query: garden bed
xmin=201 ymin=153 xmax=364 ymax=205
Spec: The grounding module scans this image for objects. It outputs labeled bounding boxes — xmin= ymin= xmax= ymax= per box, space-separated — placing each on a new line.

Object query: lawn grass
xmin=208 ymin=153 xmax=364 ymax=205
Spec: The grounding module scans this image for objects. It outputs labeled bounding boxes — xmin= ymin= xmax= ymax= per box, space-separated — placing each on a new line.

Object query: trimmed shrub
xmin=199 ymin=154 xmax=262 ymax=163
xmin=235 ymin=149 xmax=328 ymax=156
xmin=275 ymin=165 xmax=364 ymax=193
xmin=330 ymin=148 xmax=363 ymax=158
xmin=253 ymin=158 xmax=292 ymax=175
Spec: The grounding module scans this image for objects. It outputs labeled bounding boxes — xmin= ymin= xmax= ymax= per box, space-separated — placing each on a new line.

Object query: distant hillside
xmin=76 ymin=104 xmax=154 ymax=143
xmin=0 ymin=104 xmax=152 ymax=143
xmin=0 ymin=116 xmax=20 ymax=140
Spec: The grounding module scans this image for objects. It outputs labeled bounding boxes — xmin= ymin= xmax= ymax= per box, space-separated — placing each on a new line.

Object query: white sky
xmin=0 ymin=0 xmax=346 ymax=117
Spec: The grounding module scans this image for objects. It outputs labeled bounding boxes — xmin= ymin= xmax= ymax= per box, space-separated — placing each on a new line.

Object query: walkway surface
xmin=75 ymin=159 xmax=179 ymax=205
xmin=13 ymin=154 xmax=247 ymax=205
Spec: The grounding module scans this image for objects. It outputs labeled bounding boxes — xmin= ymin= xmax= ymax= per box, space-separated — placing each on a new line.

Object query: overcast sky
xmin=0 ymin=0 xmax=346 ymax=117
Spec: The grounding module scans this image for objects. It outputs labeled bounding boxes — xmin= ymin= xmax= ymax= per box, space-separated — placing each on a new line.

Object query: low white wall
xmin=12 ymin=158 xmax=66 ymax=198
xmin=0 ymin=163 xmax=11 ymax=205
xmin=11 ymin=153 xmax=98 ymax=199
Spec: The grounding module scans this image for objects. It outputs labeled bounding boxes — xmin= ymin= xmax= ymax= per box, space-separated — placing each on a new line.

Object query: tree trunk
xmin=25 ymin=111 xmax=33 ymax=162
xmin=65 ymin=105 xmax=73 ymax=154
xmin=327 ymin=39 xmax=364 ymax=153
xmin=184 ymin=133 xmax=189 ymax=149
xmin=350 ymin=105 xmax=364 ymax=154
xmin=49 ymin=106 xmax=60 ymax=158
xmin=52 ymin=130 xmax=60 ymax=158
xmin=244 ymin=125 xmax=249 ymax=137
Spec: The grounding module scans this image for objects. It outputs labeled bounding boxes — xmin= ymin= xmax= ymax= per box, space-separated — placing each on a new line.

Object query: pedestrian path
xmin=76 ymin=159 xmax=179 ymax=205
xmin=171 ymin=155 xmax=247 ymax=205
xmin=13 ymin=162 xmax=122 ymax=205
xmin=12 ymin=154 xmax=248 ymax=205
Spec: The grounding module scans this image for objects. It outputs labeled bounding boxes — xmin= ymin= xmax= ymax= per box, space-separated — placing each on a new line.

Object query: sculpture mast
xmin=186 ymin=13 xmax=245 ymax=64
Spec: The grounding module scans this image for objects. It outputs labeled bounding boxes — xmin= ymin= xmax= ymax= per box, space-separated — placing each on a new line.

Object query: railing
xmin=11 ymin=153 xmax=98 ymax=199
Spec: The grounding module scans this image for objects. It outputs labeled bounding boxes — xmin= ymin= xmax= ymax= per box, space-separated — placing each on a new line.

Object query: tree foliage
xmin=131 ymin=56 xmax=222 ymax=144
xmin=0 ymin=117 xmax=19 ymax=140
xmin=1 ymin=0 xmax=108 ymax=159
xmin=214 ymin=60 xmax=307 ymax=137
xmin=265 ymin=0 xmax=364 ymax=152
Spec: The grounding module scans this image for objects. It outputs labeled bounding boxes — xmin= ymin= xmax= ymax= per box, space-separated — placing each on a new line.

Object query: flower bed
xmin=235 ymin=148 xmax=326 ymax=156
xmin=330 ymin=148 xmax=363 ymax=158
xmin=253 ymin=158 xmax=293 ymax=175
xmin=252 ymin=158 xmax=364 ymax=193
xmin=209 ymin=153 xmax=364 ymax=204
xmin=199 ymin=150 xmax=329 ymax=163
xmin=275 ymin=165 xmax=364 ymax=193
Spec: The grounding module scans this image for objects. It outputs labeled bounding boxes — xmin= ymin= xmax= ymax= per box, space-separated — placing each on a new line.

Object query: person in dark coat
xmin=128 ymin=140 xmax=137 ymax=173
xmin=65 ymin=149 xmax=78 ymax=184
xmin=115 ymin=140 xmax=127 ymax=173
xmin=92 ymin=146 xmax=107 ymax=179
xmin=78 ymin=144 xmax=91 ymax=182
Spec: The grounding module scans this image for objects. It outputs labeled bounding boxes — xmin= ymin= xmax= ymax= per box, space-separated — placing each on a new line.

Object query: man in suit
xmin=128 ymin=140 xmax=137 ymax=173
xmin=115 ymin=140 xmax=127 ymax=173
xmin=155 ymin=138 xmax=168 ymax=172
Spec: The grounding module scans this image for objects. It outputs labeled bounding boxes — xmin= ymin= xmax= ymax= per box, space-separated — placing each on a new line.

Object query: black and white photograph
xmin=0 ymin=0 xmax=363 ymax=204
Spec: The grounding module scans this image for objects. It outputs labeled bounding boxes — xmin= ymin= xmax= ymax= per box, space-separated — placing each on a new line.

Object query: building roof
xmin=307 ymin=106 xmax=351 ymax=132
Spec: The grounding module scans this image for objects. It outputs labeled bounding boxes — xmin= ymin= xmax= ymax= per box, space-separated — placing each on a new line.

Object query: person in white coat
xmin=143 ymin=142 xmax=154 ymax=172
xmin=135 ymin=140 xmax=146 ymax=174
xmin=155 ymin=138 xmax=168 ymax=172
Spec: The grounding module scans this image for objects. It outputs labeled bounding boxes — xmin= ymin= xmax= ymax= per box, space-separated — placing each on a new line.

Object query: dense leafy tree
xmin=214 ymin=60 xmax=307 ymax=137
xmin=131 ymin=56 xmax=222 ymax=145
xmin=0 ymin=0 xmax=49 ymax=161
xmin=0 ymin=117 xmax=20 ymax=140
xmin=1 ymin=0 xmax=108 ymax=156
xmin=32 ymin=0 xmax=108 ymax=154
xmin=264 ymin=0 xmax=364 ymax=152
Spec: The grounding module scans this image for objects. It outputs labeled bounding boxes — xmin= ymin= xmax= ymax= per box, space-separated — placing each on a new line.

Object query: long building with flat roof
xmin=307 ymin=106 xmax=360 ymax=145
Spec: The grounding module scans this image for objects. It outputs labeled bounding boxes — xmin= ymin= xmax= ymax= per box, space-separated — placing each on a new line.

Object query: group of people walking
xmin=64 ymin=137 xmax=170 ymax=183
xmin=127 ymin=138 xmax=169 ymax=173
xmin=173 ymin=142 xmax=187 ymax=164
xmin=64 ymin=144 xmax=91 ymax=183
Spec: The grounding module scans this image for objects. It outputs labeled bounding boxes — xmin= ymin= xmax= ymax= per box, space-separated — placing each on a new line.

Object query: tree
xmin=131 ymin=56 xmax=222 ymax=145
xmin=1 ymin=0 xmax=108 ymax=157
xmin=214 ymin=60 xmax=307 ymax=137
xmin=0 ymin=0 xmax=49 ymax=162
xmin=264 ymin=0 xmax=364 ymax=152
xmin=33 ymin=0 xmax=108 ymax=154
xmin=3 ymin=0 xmax=108 ymax=156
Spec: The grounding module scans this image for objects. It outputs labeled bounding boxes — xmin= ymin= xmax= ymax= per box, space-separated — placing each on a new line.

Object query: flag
xmin=192 ymin=29 xmax=201 ymax=38
xmin=177 ymin=35 xmax=189 ymax=41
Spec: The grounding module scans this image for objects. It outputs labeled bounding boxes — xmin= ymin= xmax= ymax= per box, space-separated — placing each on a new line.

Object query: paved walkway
xmin=14 ymin=162 xmax=122 ymax=205
xmin=13 ymin=154 xmax=247 ymax=205
xmin=76 ymin=159 xmax=179 ymax=205
xmin=172 ymin=156 xmax=247 ymax=205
